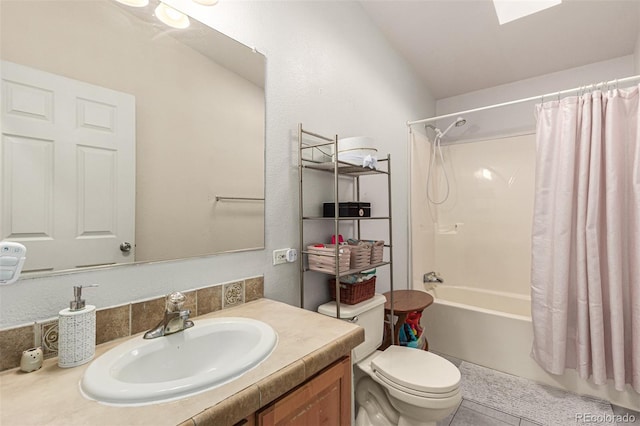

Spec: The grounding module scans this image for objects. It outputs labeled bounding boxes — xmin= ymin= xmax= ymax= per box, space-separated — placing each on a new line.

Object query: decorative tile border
xmin=0 ymin=324 xmax=34 ymax=372
xmin=196 ymin=286 xmax=222 ymax=316
xmin=95 ymin=304 xmax=130 ymax=346
xmin=223 ymin=281 xmax=245 ymax=308
xmin=245 ymin=276 xmax=264 ymax=303
xmin=0 ymin=276 xmax=264 ymax=372
xmin=40 ymin=319 xmax=59 ymax=359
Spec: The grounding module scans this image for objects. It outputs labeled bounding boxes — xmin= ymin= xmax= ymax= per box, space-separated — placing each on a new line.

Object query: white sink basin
xmin=80 ymin=317 xmax=277 ymax=406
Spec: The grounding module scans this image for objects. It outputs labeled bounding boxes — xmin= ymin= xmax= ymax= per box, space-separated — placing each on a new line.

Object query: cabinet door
xmin=258 ymin=357 xmax=351 ymax=426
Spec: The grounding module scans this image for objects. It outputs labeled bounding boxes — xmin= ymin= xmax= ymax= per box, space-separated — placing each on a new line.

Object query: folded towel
xmin=338 ymin=152 xmax=378 ymax=169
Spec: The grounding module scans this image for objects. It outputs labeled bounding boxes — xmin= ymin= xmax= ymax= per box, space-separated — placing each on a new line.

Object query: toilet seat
xmin=374 ymin=372 xmax=460 ymax=399
xmin=371 ymin=346 xmax=461 ymax=397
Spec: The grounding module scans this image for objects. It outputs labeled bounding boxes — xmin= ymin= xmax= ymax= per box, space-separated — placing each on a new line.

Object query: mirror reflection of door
xmin=0 ymin=0 xmax=265 ymax=275
xmin=1 ymin=61 xmax=135 ymax=272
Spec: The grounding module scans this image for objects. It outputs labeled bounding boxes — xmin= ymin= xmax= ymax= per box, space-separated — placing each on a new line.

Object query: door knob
xmin=120 ymin=242 xmax=132 ymax=252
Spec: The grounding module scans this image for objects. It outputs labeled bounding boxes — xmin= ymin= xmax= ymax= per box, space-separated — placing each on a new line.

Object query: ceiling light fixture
xmin=114 ymin=0 xmax=150 ymax=7
xmin=192 ymin=0 xmax=219 ymax=5
xmin=155 ymin=2 xmax=190 ymax=29
xmin=492 ymin=0 xmax=562 ymax=25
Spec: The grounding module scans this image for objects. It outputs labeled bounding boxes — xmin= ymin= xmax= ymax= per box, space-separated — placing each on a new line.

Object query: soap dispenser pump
xmin=58 ymin=285 xmax=98 ymax=368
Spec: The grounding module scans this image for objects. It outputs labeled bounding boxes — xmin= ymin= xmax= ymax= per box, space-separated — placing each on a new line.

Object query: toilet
xmin=318 ymin=294 xmax=461 ymax=426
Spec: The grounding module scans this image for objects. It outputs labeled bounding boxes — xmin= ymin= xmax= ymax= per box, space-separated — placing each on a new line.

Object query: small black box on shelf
xmin=323 ymin=202 xmax=371 ymax=218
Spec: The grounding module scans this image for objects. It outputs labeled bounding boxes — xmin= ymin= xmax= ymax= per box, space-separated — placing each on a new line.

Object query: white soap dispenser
xmin=58 ymin=284 xmax=98 ymax=368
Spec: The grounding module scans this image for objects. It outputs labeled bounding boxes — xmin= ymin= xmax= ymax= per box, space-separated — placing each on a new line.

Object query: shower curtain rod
xmin=407 ymin=74 xmax=640 ymax=127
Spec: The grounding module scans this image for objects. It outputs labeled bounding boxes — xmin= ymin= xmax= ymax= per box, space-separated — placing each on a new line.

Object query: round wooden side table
xmin=381 ymin=290 xmax=434 ymax=350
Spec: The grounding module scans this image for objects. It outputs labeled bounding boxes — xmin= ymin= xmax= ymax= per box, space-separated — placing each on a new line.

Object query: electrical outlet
xmin=273 ymin=249 xmax=288 ymax=265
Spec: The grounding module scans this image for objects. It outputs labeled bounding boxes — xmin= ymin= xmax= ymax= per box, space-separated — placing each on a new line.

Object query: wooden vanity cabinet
xmin=256 ymin=356 xmax=351 ymax=426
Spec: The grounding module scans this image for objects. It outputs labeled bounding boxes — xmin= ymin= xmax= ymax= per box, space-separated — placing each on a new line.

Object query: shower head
xmin=438 ymin=116 xmax=467 ymax=138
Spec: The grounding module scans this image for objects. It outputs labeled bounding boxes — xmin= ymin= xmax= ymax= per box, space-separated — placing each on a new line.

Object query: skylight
xmin=492 ymin=0 xmax=562 ymax=25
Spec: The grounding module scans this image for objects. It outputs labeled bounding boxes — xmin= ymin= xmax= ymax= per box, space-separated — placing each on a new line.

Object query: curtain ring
xmin=556 ymin=91 xmax=561 ymax=102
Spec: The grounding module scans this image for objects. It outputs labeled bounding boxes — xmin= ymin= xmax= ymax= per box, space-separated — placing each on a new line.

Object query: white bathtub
xmin=421 ymin=285 xmax=640 ymax=411
xmin=429 ymin=285 xmax=531 ymax=318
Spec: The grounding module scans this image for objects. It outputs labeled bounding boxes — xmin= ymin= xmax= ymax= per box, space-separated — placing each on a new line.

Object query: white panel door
xmin=1 ymin=61 xmax=135 ymax=272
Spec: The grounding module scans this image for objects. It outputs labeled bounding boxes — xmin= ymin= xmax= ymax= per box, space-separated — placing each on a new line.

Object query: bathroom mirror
xmin=0 ymin=0 xmax=265 ymax=275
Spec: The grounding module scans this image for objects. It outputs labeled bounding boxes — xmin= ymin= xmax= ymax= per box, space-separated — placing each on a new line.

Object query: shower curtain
xmin=531 ymin=86 xmax=640 ymax=393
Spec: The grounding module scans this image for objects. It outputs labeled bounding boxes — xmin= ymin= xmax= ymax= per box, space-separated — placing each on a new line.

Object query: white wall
xmin=435 ymin=55 xmax=635 ymax=143
xmin=0 ymin=1 xmax=435 ymax=328
xmin=635 ymin=4 xmax=640 ymax=74
xmin=431 ymin=134 xmax=536 ymax=295
xmin=635 ymin=32 xmax=640 ymax=73
xmin=410 ymin=131 xmax=435 ymax=286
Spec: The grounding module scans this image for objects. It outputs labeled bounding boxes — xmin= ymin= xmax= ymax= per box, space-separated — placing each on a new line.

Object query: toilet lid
xmin=371 ymin=346 xmax=461 ymax=395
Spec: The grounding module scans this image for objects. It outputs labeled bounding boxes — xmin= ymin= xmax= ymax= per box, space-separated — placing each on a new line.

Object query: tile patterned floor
xmin=435 ymin=353 xmax=640 ymax=426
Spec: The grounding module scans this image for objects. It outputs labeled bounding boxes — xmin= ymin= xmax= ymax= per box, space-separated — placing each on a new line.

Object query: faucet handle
xmin=166 ymin=292 xmax=186 ymax=312
xmin=423 ymin=271 xmax=444 ymax=283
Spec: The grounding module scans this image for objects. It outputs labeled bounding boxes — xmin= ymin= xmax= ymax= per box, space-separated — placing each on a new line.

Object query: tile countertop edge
xmin=0 ymin=298 xmax=364 ymax=426
xmin=189 ymin=329 xmax=364 ymax=425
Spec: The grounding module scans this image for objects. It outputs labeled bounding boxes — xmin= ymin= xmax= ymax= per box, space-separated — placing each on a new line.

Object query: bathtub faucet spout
xmin=424 ymin=271 xmax=444 ymax=284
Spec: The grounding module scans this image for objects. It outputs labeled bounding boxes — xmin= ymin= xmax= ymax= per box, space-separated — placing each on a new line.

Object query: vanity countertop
xmin=0 ymin=298 xmax=364 ymax=426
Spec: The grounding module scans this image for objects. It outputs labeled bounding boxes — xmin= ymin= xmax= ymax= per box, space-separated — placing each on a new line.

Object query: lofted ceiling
xmin=360 ymin=0 xmax=640 ymax=99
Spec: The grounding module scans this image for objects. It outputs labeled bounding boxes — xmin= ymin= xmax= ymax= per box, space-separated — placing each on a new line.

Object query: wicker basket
xmin=328 ymin=276 xmax=376 ymax=305
xmin=307 ymin=244 xmax=351 ymax=274
xmin=370 ymin=240 xmax=384 ymax=264
xmin=348 ymin=243 xmax=371 ymax=269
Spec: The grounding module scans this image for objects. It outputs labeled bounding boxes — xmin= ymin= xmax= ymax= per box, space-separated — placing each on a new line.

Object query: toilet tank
xmin=318 ymin=294 xmax=386 ymax=363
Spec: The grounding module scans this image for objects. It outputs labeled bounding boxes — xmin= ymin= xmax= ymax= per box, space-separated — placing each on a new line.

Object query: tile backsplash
xmin=223 ymin=281 xmax=245 ymax=308
xmin=0 ymin=276 xmax=264 ymax=372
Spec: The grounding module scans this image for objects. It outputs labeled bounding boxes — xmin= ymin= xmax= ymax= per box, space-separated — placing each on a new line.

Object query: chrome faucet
xmin=143 ymin=292 xmax=194 ymax=339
